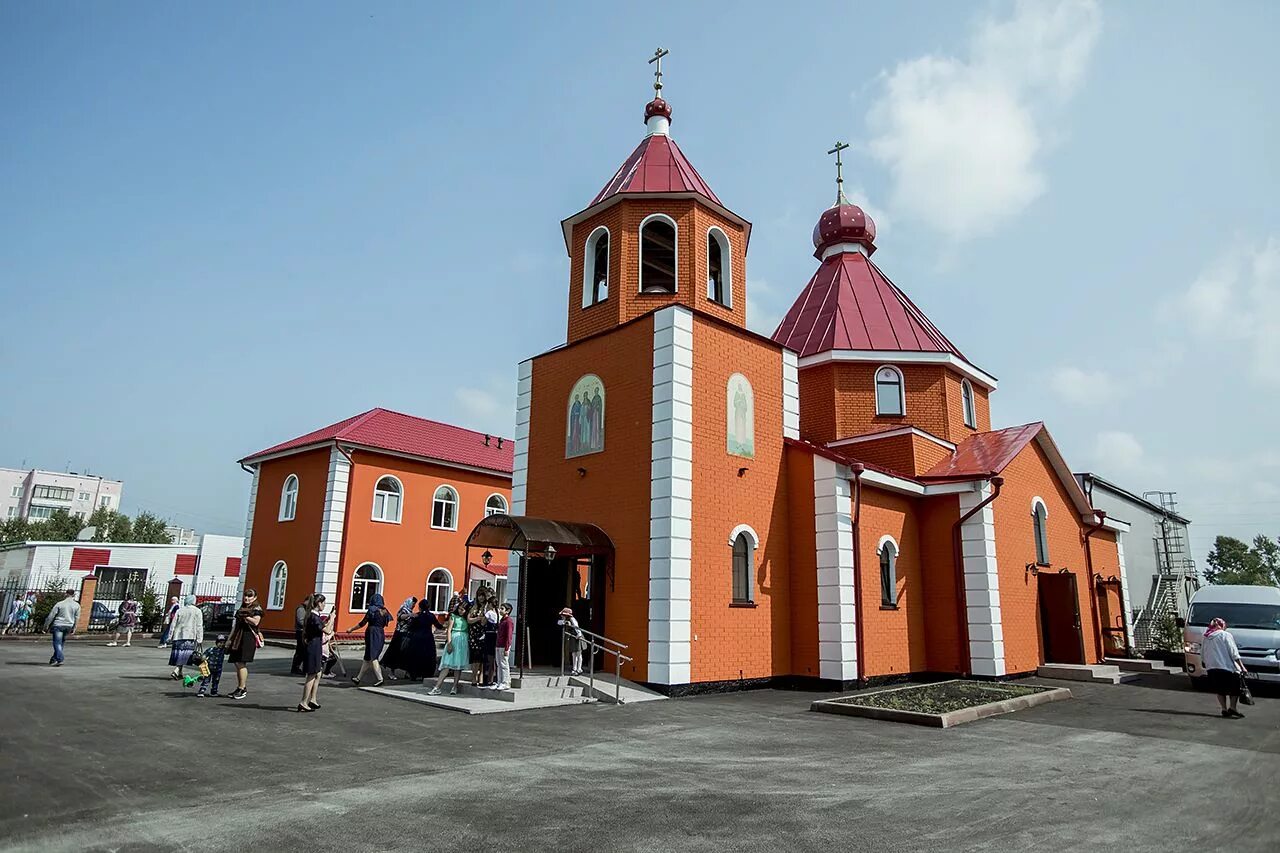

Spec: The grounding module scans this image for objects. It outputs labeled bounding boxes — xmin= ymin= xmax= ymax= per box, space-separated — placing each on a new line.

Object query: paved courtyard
xmin=0 ymin=641 xmax=1277 ymax=852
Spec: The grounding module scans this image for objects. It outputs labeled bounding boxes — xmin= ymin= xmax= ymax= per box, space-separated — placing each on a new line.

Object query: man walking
xmin=43 ymin=589 xmax=80 ymax=667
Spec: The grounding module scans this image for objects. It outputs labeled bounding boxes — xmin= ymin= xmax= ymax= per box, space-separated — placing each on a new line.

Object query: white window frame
xmin=485 ymin=493 xmax=508 ymax=517
xmin=582 ymin=225 xmax=610 ymax=308
xmin=877 ymin=535 xmax=899 ymax=607
xmin=350 ymin=563 xmax=384 ymax=612
xmin=431 ymin=484 xmax=460 ymax=531
xmin=638 ymin=212 xmax=679 ymax=294
xmin=278 ymin=474 xmax=299 ymax=522
xmin=961 ymin=379 xmax=977 ymax=429
xmin=268 ymin=561 xmax=288 ymax=610
xmin=729 ymin=523 xmax=759 ymax=603
xmin=875 ymin=365 xmax=905 ymax=416
xmin=706 ymin=226 xmax=732 ymax=308
xmin=371 ymin=475 xmax=403 ymax=524
xmin=425 ymin=567 xmax=454 ymax=614
xmin=1031 ymin=498 xmax=1050 ymax=566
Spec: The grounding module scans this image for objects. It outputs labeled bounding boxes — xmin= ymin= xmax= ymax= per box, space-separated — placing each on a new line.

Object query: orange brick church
xmin=488 ymin=61 xmax=1134 ymax=693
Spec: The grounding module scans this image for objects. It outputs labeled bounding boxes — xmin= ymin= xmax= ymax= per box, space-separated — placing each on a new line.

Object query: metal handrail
xmin=561 ymin=625 xmax=633 ymax=705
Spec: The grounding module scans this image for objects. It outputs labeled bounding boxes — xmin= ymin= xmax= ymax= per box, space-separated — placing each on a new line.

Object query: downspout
xmin=849 ymin=463 xmax=865 ymax=686
xmin=951 ymin=475 xmax=1003 ymax=676
xmin=1082 ymin=510 xmax=1107 ymax=662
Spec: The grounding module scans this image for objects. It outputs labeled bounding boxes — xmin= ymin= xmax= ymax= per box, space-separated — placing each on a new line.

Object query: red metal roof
xmin=920 ymin=423 xmax=1044 ymax=480
xmin=590 ymin=133 xmax=722 ymax=207
xmin=772 ymin=252 xmax=966 ymax=360
xmin=241 ymin=408 xmax=514 ymax=475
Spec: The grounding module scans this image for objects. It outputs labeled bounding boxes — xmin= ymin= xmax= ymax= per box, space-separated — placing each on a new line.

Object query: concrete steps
xmin=358 ymin=669 xmax=666 ymax=714
xmin=1036 ymin=663 xmax=1140 ymax=684
xmin=1105 ymin=657 xmax=1184 ymax=676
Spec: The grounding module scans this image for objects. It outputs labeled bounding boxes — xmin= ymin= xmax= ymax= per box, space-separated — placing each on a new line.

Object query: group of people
xmin=2 ymin=593 xmax=37 ymax=634
xmin=430 ymin=586 xmax=515 ymax=695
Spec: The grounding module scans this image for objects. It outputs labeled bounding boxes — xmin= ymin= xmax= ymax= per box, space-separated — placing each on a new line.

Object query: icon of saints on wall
xmin=726 ymin=373 xmax=754 ymax=459
xmin=566 ymin=374 xmax=605 ymax=458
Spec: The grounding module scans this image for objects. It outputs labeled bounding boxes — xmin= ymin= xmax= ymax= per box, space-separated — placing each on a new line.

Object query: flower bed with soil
xmin=811 ymin=679 xmax=1070 ymax=728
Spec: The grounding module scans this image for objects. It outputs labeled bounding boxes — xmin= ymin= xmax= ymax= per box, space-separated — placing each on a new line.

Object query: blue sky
xmin=2 ymin=1 xmax=1277 ymax=560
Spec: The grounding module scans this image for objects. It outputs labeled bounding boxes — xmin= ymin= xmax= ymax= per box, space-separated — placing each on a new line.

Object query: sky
xmin=2 ymin=1 xmax=1277 ymax=562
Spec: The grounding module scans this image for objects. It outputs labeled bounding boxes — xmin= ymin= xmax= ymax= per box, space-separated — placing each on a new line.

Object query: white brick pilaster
xmin=648 ymin=307 xmax=694 ymax=686
xmin=959 ymin=484 xmax=1005 ymax=676
xmin=506 ymin=359 xmax=533 ymax=610
xmin=782 ymin=349 xmax=799 ymax=440
xmin=236 ymin=466 xmax=259 ymax=603
xmin=314 ymin=446 xmax=351 ymax=606
xmin=814 ymin=455 xmax=857 ymax=682
xmin=1116 ymin=533 xmax=1134 ymax=653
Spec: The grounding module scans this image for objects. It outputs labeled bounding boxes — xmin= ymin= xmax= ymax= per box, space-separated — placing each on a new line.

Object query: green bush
xmin=1152 ymin=608 xmax=1183 ymax=652
xmin=30 ymin=576 xmax=73 ymax=631
xmin=140 ymin=586 xmax=163 ymax=631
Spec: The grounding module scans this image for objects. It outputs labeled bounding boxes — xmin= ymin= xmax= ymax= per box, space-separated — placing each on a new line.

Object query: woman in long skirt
xmin=226 ymin=589 xmax=263 ymax=700
xmin=320 ymin=603 xmax=346 ymax=679
xmin=430 ymin=600 xmax=471 ymax=695
xmin=348 ymin=594 xmax=391 ymax=687
xmin=297 ymin=595 xmax=326 ymax=712
xmin=403 ymin=599 xmax=443 ymax=681
xmin=380 ymin=597 xmax=416 ymax=679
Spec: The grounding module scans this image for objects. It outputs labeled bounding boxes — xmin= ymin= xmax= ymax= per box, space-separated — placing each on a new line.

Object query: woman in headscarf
xmin=320 ymin=602 xmax=346 ymax=679
xmin=166 ymin=595 xmax=205 ymax=679
xmin=297 ymin=594 xmax=326 ymax=712
xmin=379 ymin=596 xmax=417 ymax=680
xmin=226 ymin=588 xmax=263 ymax=700
xmin=403 ymin=598 xmax=444 ymax=681
xmin=348 ymin=593 xmax=391 ymax=687
xmin=1202 ymin=617 xmax=1248 ymax=719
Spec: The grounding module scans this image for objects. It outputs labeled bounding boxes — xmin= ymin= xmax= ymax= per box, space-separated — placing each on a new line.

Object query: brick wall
xmin=785 ymin=444 xmax=820 ymax=678
xmin=857 ymin=488 xmax=930 ymax=677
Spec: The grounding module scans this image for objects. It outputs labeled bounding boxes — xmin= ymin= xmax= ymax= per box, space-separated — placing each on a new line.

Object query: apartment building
xmin=0 ymin=467 xmax=124 ymax=522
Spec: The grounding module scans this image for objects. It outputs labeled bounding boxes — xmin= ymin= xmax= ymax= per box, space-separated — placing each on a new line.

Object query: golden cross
xmin=649 ymin=47 xmax=670 ymax=96
xmin=827 ymin=141 xmax=850 ymax=204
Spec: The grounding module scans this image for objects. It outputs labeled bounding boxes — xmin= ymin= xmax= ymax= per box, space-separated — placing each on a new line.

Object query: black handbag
xmin=1239 ymin=673 xmax=1255 ymax=706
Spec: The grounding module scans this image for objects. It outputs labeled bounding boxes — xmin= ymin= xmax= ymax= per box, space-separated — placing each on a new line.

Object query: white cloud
xmin=746 ymin=278 xmax=783 ymax=336
xmin=865 ymin=0 xmax=1101 ymax=242
xmin=1048 ymin=366 xmax=1120 ymax=406
xmin=454 ymin=382 xmax=514 ymax=437
xmin=1090 ymin=430 xmax=1146 ymax=475
xmin=1170 ymin=236 xmax=1280 ymax=384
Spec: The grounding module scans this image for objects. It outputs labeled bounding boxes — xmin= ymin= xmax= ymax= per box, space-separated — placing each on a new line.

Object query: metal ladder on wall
xmin=561 ymin=625 xmax=633 ymax=705
xmin=1133 ymin=491 xmax=1201 ymax=651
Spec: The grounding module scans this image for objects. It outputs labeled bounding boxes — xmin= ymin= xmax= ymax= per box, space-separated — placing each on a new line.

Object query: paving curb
xmin=810 ymin=681 xmax=1072 ymax=728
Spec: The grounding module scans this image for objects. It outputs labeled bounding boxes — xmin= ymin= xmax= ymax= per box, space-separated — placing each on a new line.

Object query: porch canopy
xmin=465 ymin=514 xmax=615 ymax=560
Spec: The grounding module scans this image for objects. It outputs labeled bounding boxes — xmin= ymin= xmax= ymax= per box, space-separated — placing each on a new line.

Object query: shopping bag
xmin=1239 ymin=673 xmax=1255 ymax=706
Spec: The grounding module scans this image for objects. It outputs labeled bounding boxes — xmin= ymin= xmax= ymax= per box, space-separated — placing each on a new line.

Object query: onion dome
xmin=813 ymin=202 xmax=877 ymax=258
xmin=644 ymin=97 xmax=672 ymax=121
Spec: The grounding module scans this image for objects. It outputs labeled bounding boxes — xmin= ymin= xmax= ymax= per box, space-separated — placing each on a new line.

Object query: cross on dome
xmin=649 ymin=47 xmax=669 ymax=96
xmin=827 ymin=141 xmax=851 ymax=206
xmin=644 ymin=47 xmax=673 ymax=127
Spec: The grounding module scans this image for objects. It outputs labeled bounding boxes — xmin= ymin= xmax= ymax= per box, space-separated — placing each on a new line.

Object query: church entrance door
xmin=524 ymin=556 xmax=607 ymax=668
xmin=1038 ymin=572 xmax=1085 ymax=664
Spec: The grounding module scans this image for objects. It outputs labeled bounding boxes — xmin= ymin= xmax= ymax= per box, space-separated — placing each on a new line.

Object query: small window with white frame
xmin=961 ymin=379 xmax=977 ymax=429
xmin=485 ymin=494 xmax=508 ymax=517
xmin=350 ymin=563 xmax=383 ymax=611
xmin=279 ymin=474 xmax=299 ymax=522
xmin=878 ymin=536 xmax=899 ymax=607
xmin=425 ymin=568 xmax=453 ymax=613
xmin=875 ymin=366 xmax=905 ymax=416
xmin=729 ymin=525 xmax=758 ymax=604
xmin=706 ymin=227 xmax=731 ymax=307
xmin=583 ymin=227 xmax=610 ymax=307
xmin=372 ymin=476 xmax=402 ymax=524
xmin=431 ymin=485 xmax=459 ymax=530
xmin=268 ymin=561 xmax=288 ymax=610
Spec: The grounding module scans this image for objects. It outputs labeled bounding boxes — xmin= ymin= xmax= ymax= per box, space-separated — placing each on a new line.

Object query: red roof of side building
xmin=772 ymin=252 xmax=966 ymax=360
xmin=240 ymin=408 xmax=514 ymax=475
xmin=590 ymin=133 xmax=723 ymax=207
xmin=920 ymin=423 xmax=1044 ymax=480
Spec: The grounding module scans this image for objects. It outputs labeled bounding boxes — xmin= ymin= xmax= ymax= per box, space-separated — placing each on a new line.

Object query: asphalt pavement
xmin=0 ymin=640 xmax=1276 ymax=852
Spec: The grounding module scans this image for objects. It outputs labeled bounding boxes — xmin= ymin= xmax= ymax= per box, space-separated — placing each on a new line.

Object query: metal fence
xmin=0 ymin=572 xmax=72 ymax=635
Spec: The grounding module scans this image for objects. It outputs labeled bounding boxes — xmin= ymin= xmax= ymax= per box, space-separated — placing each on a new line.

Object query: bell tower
xmin=559 ymin=50 xmax=753 ymax=345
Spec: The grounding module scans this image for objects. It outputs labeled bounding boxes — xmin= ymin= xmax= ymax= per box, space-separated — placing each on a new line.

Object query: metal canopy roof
xmin=465 ymin=515 xmax=615 ymax=559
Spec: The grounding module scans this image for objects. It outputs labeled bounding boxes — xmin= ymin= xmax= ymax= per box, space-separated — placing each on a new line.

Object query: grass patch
xmin=836 ymin=681 xmax=1051 ymax=715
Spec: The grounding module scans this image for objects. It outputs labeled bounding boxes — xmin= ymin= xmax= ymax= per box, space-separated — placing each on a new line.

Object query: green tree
xmin=0 ymin=517 xmax=30 ymax=545
xmin=86 ymin=507 xmax=133 ymax=543
xmin=139 ymin=586 xmax=163 ymax=630
xmin=1205 ymin=535 xmax=1280 ymax=587
xmin=26 ymin=509 xmax=85 ymax=543
xmin=29 ymin=575 xmax=74 ymax=631
xmin=1151 ymin=608 xmax=1183 ymax=652
xmin=130 ymin=511 xmax=173 ymax=544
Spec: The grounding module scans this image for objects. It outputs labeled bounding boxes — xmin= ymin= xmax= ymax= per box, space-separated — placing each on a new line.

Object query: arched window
xmin=1032 ymin=499 xmax=1050 ymax=565
xmin=565 ymin=374 xmax=605 ymax=458
xmin=878 ymin=537 xmax=899 ymax=607
xmin=425 ymin=568 xmax=453 ymax=614
xmin=875 ymin=366 xmax=905 ymax=416
xmin=639 ymin=214 xmax=677 ymax=294
xmin=372 ymin=476 xmax=402 ymax=524
xmin=961 ymin=379 xmax=977 ymax=429
xmin=583 ymin=227 xmax=610 ymax=307
xmin=431 ymin=485 xmax=459 ymax=530
xmin=485 ymin=494 xmax=508 ymax=516
xmin=730 ymin=525 xmax=758 ymax=603
xmin=350 ymin=563 xmax=383 ymax=611
xmin=707 ymin=227 xmax=731 ymax=307
xmin=268 ymin=561 xmax=287 ymax=610
xmin=278 ymin=474 xmax=298 ymax=522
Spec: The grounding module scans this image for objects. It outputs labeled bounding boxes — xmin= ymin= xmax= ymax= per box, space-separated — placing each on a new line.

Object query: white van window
xmin=1187 ymin=602 xmax=1280 ymax=630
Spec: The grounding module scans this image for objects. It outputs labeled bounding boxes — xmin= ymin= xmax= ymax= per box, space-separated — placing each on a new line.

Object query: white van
xmin=1182 ymin=584 xmax=1280 ymax=686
